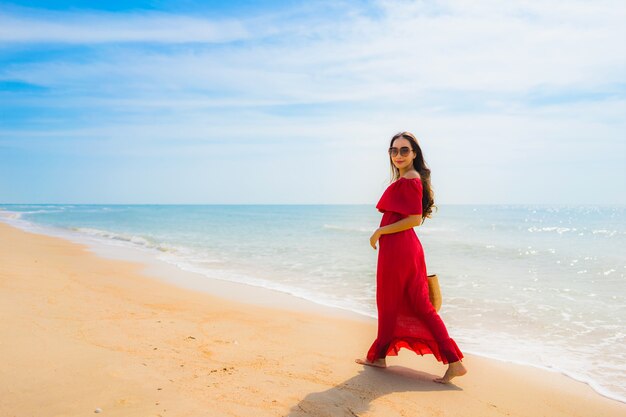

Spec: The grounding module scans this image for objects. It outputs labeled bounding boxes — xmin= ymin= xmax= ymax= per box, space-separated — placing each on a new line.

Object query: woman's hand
xmin=370 ymin=229 xmax=381 ymax=250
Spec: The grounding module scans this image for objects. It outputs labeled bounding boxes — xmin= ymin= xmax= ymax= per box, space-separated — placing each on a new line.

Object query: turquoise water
xmin=1 ymin=204 xmax=624 ymax=402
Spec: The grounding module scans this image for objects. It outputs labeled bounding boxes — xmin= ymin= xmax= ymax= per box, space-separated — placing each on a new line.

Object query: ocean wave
xmin=528 ymin=226 xmax=623 ymax=237
xmin=592 ymin=229 xmax=620 ymax=237
xmin=323 ymin=224 xmax=371 ymax=233
xmin=71 ymin=227 xmax=178 ymax=253
xmin=527 ymin=226 xmax=577 ymax=234
xmin=0 ymin=210 xmax=22 ymax=220
xmin=323 ymin=224 xmax=455 ymax=234
xmin=22 ymin=209 xmax=66 ymax=215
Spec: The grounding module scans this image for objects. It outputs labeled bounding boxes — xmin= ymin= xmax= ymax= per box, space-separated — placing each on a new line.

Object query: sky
xmin=0 ymin=0 xmax=624 ymax=204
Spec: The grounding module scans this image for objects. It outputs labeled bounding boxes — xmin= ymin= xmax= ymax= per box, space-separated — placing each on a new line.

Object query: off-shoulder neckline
xmin=395 ymin=176 xmax=421 ymax=182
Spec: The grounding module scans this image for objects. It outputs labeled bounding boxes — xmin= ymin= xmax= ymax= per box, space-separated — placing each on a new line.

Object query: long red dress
xmin=366 ymin=177 xmax=463 ymax=364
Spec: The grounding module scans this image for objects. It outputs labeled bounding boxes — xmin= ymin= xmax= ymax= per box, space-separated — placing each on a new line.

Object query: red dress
xmin=366 ymin=177 xmax=463 ymax=364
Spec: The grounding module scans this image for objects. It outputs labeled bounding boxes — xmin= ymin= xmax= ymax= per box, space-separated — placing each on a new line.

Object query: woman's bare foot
xmin=434 ymin=360 xmax=467 ymax=383
xmin=355 ymin=358 xmax=387 ymax=368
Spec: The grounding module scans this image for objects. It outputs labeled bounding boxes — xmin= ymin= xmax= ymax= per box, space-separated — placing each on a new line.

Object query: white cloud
xmin=0 ymin=10 xmax=251 ymax=44
xmin=2 ymin=1 xmax=624 ymax=103
xmin=1 ymin=0 xmax=624 ymax=203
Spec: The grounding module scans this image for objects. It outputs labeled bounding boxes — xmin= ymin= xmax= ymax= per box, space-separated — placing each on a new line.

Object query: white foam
xmin=527 ymin=226 xmax=576 ymax=234
xmin=70 ymin=226 xmax=184 ymax=254
xmin=0 ymin=210 xmax=22 ymax=220
xmin=323 ymin=224 xmax=371 ymax=233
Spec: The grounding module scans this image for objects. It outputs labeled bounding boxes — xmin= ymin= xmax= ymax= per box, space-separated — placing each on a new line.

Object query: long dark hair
xmin=389 ymin=131 xmax=437 ymax=222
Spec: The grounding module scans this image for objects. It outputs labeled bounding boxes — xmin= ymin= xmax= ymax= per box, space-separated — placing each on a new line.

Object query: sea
xmin=0 ymin=204 xmax=624 ymax=403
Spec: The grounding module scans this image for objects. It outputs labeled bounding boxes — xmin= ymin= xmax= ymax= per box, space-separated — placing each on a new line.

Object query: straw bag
xmin=427 ymin=274 xmax=442 ymax=312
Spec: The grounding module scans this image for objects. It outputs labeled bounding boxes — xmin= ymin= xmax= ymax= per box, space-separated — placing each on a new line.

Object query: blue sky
xmin=1 ymin=0 xmax=625 ymax=204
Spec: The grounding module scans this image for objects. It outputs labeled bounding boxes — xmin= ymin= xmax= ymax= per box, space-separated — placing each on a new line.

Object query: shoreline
xmin=0 ymin=220 xmax=625 ymax=416
xmin=0 ymin=212 xmax=373 ymax=322
xmin=1 ymin=212 xmax=625 ymax=404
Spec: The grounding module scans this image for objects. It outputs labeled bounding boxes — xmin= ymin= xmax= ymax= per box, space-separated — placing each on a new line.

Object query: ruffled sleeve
xmin=376 ymin=177 xmax=423 ymax=215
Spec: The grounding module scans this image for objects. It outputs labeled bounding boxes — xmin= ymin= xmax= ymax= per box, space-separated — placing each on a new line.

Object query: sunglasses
xmin=388 ymin=146 xmax=413 ymax=157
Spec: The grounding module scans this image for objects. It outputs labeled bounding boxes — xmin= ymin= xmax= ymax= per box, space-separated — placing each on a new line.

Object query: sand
xmin=0 ymin=221 xmax=624 ymax=417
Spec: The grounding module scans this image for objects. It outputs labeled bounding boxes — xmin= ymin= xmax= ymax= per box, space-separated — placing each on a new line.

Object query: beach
xmin=0 ymin=221 xmax=624 ymax=417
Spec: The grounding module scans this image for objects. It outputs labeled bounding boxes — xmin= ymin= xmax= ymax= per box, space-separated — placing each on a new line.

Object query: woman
xmin=355 ymin=131 xmax=467 ymax=384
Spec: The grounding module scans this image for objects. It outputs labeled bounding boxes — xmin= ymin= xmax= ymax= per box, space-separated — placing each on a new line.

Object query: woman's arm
xmin=370 ymin=215 xmax=422 ymax=249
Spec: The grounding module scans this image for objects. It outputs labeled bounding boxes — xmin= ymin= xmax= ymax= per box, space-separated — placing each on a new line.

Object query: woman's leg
xmin=358 ymin=300 xmax=399 ymax=365
xmin=355 ymin=323 xmax=388 ymax=368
